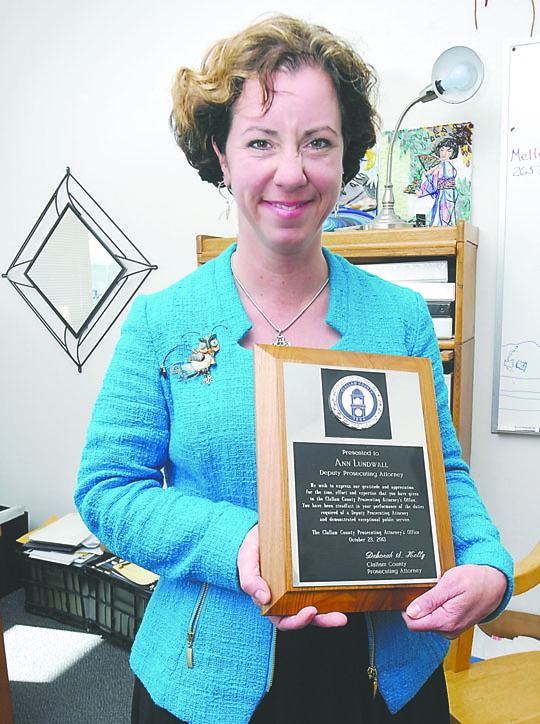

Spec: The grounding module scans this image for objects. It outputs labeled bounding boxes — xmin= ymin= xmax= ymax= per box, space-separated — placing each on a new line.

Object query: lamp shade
xmin=431 ymin=46 xmax=484 ymax=104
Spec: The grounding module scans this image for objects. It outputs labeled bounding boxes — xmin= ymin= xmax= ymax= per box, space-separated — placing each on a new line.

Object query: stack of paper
xmin=356 ymin=259 xmax=454 ymax=338
xmin=27 ymin=513 xmax=97 ymax=549
xmin=392 ymin=280 xmax=455 ymax=302
xmin=19 ymin=513 xmax=101 ymax=566
xmin=356 ymin=259 xmax=448 ymax=283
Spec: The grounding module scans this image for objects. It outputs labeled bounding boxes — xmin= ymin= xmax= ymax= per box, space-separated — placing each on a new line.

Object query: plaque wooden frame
xmin=253 ymin=345 xmax=455 ymax=616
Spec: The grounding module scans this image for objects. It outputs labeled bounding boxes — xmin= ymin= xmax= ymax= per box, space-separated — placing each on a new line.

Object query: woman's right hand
xmin=237 ymin=525 xmax=347 ymax=631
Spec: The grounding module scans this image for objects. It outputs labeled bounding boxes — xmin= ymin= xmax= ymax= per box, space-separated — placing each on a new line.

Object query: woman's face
xmin=438 ymin=145 xmax=453 ymax=161
xmin=214 ymin=65 xmax=344 ymax=257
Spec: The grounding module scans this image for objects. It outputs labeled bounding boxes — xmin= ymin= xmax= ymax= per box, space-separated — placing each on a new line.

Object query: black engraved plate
xmin=293 ymin=442 xmax=437 ymax=585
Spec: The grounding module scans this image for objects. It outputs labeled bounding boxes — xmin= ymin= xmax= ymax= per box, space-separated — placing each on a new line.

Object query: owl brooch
xmin=159 ymin=327 xmax=226 ymax=385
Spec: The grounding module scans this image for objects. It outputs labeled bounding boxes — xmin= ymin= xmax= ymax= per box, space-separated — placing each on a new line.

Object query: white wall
xmin=1 ymin=0 xmax=538 ymax=612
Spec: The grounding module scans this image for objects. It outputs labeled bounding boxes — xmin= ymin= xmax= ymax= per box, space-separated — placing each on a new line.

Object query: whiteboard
xmin=492 ymin=39 xmax=540 ymax=434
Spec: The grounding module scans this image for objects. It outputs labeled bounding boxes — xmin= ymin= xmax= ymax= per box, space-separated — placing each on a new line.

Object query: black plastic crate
xmin=15 ymin=550 xmax=154 ymax=648
xmin=16 ymin=551 xmax=92 ymax=629
xmin=85 ymin=560 xmax=153 ymax=649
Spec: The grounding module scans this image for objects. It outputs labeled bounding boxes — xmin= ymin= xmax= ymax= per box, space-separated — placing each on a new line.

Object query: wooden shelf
xmin=196 ymin=220 xmax=478 ymax=463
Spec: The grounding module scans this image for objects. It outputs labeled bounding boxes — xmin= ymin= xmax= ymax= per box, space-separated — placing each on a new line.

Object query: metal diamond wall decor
xmin=3 ymin=168 xmax=157 ymax=371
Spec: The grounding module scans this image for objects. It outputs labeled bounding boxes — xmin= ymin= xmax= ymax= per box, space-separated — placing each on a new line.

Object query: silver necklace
xmin=231 ymin=265 xmax=330 ymax=346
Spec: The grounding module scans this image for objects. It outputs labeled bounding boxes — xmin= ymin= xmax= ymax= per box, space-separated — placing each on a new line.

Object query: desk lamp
xmin=365 ymin=46 xmax=484 ymax=230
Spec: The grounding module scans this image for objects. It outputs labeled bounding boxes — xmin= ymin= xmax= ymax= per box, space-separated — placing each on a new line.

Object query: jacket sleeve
xmin=75 ymin=295 xmax=257 ymax=592
xmin=409 ymin=293 xmax=514 ymax=617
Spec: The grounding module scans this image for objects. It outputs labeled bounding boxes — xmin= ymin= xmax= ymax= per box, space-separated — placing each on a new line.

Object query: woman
xmin=416 ymin=139 xmax=459 ymax=226
xmin=75 ymin=15 xmax=512 ymax=724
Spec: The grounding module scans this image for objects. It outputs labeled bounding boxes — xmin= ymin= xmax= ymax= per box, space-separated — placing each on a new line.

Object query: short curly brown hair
xmin=170 ymin=15 xmax=378 ymax=187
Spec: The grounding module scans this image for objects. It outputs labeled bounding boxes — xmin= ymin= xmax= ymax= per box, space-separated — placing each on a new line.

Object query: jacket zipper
xmin=266 ymin=626 xmax=278 ymax=692
xmin=365 ymin=612 xmax=378 ymax=698
xmin=187 ymin=582 xmax=209 ymax=668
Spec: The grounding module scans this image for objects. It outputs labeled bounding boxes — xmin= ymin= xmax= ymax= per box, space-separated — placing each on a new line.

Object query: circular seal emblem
xmin=329 ymin=375 xmax=384 ymax=430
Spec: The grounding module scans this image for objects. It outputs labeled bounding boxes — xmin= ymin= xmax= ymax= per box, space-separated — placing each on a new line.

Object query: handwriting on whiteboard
xmin=511 ymin=148 xmax=540 ymax=176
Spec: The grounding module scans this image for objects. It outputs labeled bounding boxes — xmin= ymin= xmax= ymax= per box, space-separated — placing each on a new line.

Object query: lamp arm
xmin=385 ymin=85 xmax=437 ymax=185
xmin=364 ymin=84 xmax=436 ymax=230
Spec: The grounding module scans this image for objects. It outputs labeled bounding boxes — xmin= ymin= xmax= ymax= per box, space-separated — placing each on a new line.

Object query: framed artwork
xmin=339 ymin=148 xmax=378 ymax=212
xmin=323 ymin=149 xmax=379 ymax=230
xmin=378 ymin=122 xmax=474 ymax=226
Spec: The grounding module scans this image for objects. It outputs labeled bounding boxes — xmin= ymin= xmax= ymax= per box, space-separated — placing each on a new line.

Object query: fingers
xmin=402 ymin=564 xmax=508 ymax=639
xmin=269 ymin=608 xmax=348 ymax=631
xmin=405 ymin=571 xmax=465 ymax=620
xmin=237 ymin=528 xmax=348 ymax=630
xmin=402 ymin=608 xmax=463 ymax=639
xmin=311 ymin=611 xmax=348 ymax=628
xmin=237 ymin=527 xmax=356 ymax=632
xmin=269 ymin=607 xmax=318 ymax=631
xmin=237 ymin=525 xmax=271 ymax=607
xmin=403 ymin=567 xmax=474 ymax=638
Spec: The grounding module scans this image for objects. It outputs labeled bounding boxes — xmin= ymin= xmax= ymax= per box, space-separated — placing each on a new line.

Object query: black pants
xmin=132 ymin=615 xmax=450 ymax=724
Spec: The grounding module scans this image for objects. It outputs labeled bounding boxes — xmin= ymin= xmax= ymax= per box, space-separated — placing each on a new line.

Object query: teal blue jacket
xmin=76 ymin=245 xmax=513 ymax=724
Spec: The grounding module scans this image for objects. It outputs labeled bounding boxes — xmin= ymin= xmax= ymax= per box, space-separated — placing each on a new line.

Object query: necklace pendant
xmin=231 ymin=261 xmax=329 ymax=349
xmin=274 ymin=332 xmax=290 ymax=346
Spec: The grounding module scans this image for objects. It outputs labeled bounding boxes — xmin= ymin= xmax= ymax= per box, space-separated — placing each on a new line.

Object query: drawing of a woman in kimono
xmin=416 ymin=138 xmax=459 ymax=226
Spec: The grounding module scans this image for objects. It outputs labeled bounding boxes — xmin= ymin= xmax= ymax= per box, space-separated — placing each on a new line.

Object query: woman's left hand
xmin=402 ymin=564 xmax=508 ymax=640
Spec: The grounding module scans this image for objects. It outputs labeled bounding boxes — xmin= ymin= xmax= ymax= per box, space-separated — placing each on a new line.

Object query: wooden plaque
xmin=253 ymin=345 xmax=455 ymax=616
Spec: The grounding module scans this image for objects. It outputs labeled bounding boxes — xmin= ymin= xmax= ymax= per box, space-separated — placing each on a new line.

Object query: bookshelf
xmin=196 ymin=219 xmax=478 ymax=463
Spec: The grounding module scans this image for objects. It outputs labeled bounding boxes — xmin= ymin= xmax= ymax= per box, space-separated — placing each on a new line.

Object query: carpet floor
xmin=1 ymin=588 xmax=133 ymax=724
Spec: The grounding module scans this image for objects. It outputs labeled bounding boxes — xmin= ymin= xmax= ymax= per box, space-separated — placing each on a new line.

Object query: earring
xmin=218 ymin=182 xmax=234 ymax=220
